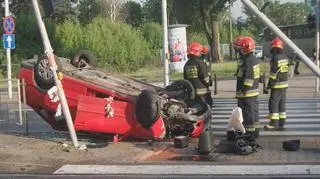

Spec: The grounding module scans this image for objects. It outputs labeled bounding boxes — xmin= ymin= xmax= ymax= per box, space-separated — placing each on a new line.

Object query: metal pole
xmin=31 ymin=0 xmax=81 ymax=148
xmin=4 ymin=0 xmax=12 ymax=99
xmin=162 ymin=0 xmax=169 ymax=87
xmin=17 ymin=79 xmax=23 ymax=125
xmin=316 ymin=0 xmax=320 ymax=92
xmin=229 ymin=0 xmax=233 ymax=61
xmin=241 ymin=0 xmax=320 ymax=77
xmin=22 ymin=79 xmax=28 ymax=134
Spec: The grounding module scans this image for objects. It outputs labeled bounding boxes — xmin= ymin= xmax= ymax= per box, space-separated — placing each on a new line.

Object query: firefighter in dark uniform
xmin=236 ymin=36 xmax=260 ymax=140
xmin=184 ymin=42 xmax=212 ymax=107
xmin=264 ymin=37 xmax=288 ymax=130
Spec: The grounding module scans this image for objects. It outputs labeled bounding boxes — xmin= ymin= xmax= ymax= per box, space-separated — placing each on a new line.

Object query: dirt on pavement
xmin=0 ymin=132 xmax=171 ymax=173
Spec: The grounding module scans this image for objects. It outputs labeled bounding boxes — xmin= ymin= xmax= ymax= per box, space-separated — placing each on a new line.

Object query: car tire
xmin=135 ymin=89 xmax=160 ymax=129
xmin=34 ymin=55 xmax=61 ymax=90
xmin=165 ymin=80 xmax=195 ymax=100
xmin=71 ymin=50 xmax=97 ymax=68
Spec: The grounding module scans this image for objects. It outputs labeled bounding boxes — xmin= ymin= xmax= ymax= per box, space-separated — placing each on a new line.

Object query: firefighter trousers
xmin=237 ymin=96 xmax=259 ymax=140
xmin=268 ymin=88 xmax=287 ymax=127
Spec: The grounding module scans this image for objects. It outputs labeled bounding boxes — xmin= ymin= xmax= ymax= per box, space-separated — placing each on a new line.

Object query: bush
xmin=54 ymin=20 xmax=85 ymax=57
xmin=59 ymin=18 xmax=153 ymax=72
xmin=140 ymin=22 xmax=162 ymax=50
xmin=187 ymin=32 xmax=208 ymax=46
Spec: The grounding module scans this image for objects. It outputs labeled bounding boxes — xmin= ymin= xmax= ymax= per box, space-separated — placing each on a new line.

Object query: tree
xmin=0 ymin=0 xmax=77 ymax=23
xmin=198 ymin=0 xmax=231 ymax=62
xmin=143 ymin=0 xmax=173 ymax=24
xmin=97 ymin=0 xmax=125 ymax=23
xmin=121 ymin=1 xmax=143 ymax=27
xmin=77 ymin=0 xmax=100 ymax=24
xmin=48 ymin=0 xmax=78 ymax=23
xmin=243 ymin=0 xmax=308 ymax=36
xmin=170 ymin=0 xmax=231 ymax=62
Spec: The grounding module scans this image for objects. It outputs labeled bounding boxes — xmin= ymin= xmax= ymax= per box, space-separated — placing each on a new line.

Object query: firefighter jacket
xmin=267 ymin=53 xmax=288 ymax=89
xmin=236 ymin=53 xmax=260 ymax=98
xmin=184 ymin=56 xmax=211 ymax=96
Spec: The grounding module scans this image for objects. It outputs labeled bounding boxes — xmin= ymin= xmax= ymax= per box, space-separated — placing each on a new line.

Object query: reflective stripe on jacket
xmin=236 ymin=53 xmax=260 ymax=98
xmin=267 ymin=54 xmax=289 ymax=89
xmin=184 ymin=56 xmax=211 ymax=96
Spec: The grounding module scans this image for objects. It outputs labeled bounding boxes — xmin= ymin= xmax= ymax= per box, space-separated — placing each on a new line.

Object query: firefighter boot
xmin=254 ymin=128 xmax=260 ymax=139
xmin=264 ymin=120 xmax=278 ymax=130
xmin=279 ymin=119 xmax=286 ymax=130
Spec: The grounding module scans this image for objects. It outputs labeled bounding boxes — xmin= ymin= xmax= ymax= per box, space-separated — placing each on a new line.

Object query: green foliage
xmin=187 ymin=32 xmax=208 ymax=46
xmin=121 ymin=1 xmax=144 ymax=27
xmin=50 ymin=0 xmax=78 ymax=23
xmin=9 ymin=12 xmax=160 ymax=73
xmin=54 ymin=20 xmax=85 ymax=57
xmin=55 ymin=18 xmax=153 ymax=72
xmin=14 ymin=13 xmax=44 ymax=58
xmin=78 ymin=0 xmax=101 ymax=24
xmin=243 ymin=0 xmax=308 ymax=36
xmin=143 ymin=0 xmax=167 ymax=24
xmin=140 ymin=22 xmax=162 ymax=50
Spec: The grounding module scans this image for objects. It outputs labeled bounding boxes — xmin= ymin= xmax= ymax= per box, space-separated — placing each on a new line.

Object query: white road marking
xmin=54 ymin=164 xmax=320 ymax=175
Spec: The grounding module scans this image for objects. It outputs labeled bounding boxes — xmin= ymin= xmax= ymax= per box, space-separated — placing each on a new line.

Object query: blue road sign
xmin=3 ymin=16 xmax=15 ymax=34
xmin=3 ymin=34 xmax=15 ymax=49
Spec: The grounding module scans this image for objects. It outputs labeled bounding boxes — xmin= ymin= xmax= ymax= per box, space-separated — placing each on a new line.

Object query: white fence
xmin=0 ymin=79 xmax=30 ymax=133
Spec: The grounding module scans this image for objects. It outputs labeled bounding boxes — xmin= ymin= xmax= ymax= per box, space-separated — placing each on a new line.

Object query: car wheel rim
xmin=38 ymin=59 xmax=53 ymax=80
xmin=78 ymin=56 xmax=89 ymax=68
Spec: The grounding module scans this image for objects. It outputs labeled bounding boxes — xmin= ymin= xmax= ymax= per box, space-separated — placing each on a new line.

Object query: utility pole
xmin=162 ymin=0 xmax=169 ymax=87
xmin=316 ymin=0 xmax=319 ymax=92
xmin=229 ymin=0 xmax=233 ymax=61
xmin=4 ymin=0 xmax=12 ymax=99
xmin=31 ymin=0 xmax=83 ymax=149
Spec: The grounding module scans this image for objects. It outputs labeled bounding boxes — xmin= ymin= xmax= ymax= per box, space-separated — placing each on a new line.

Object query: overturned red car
xmin=18 ymin=51 xmax=212 ymax=152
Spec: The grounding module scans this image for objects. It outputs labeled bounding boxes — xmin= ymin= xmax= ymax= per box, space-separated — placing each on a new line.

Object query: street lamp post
xmin=31 ymin=0 xmax=82 ymax=149
xmin=229 ymin=0 xmax=233 ymax=61
xmin=316 ymin=0 xmax=319 ymax=92
xmin=162 ymin=0 xmax=169 ymax=87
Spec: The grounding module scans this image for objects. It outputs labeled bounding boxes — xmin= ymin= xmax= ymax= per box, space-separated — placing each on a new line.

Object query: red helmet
xmin=239 ymin=36 xmax=255 ymax=54
xmin=271 ymin=37 xmax=283 ymax=49
xmin=188 ymin=42 xmax=203 ymax=57
xmin=202 ymin=46 xmax=209 ymax=54
xmin=233 ymin=35 xmax=245 ymax=48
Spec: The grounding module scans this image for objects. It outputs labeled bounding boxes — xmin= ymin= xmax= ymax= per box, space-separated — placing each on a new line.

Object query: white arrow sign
xmin=6 ymin=35 xmax=12 ymax=48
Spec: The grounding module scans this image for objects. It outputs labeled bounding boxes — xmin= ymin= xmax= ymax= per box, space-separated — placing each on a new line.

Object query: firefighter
xmin=184 ymin=42 xmax=212 ymax=107
xmin=264 ymin=37 xmax=288 ymax=130
xmin=236 ymin=36 xmax=260 ymax=140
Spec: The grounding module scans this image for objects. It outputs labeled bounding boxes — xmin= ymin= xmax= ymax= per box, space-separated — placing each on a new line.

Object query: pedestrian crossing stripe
xmin=54 ymin=164 xmax=320 ymax=175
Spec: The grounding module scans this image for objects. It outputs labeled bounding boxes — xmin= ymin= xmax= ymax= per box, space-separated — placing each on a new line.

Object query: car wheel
xmin=71 ymin=50 xmax=97 ymax=68
xmin=135 ymin=89 xmax=160 ymax=129
xmin=165 ymin=80 xmax=195 ymax=100
xmin=34 ymin=55 xmax=61 ymax=90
